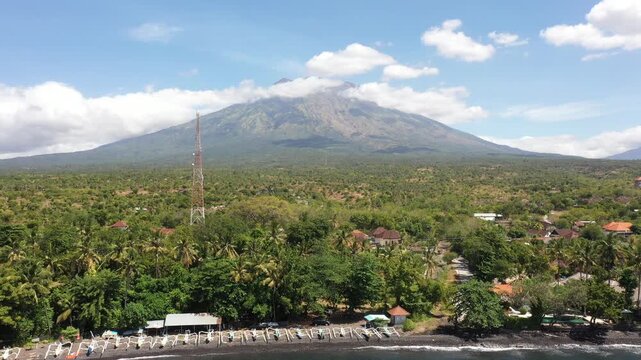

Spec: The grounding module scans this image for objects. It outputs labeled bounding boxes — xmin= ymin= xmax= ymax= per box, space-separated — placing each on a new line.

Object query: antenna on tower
xmin=190 ymin=112 xmax=205 ymax=225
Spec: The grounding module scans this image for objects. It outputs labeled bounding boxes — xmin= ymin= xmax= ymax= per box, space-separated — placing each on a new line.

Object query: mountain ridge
xmin=0 ymin=87 xmax=547 ymax=169
xmin=608 ymin=147 xmax=641 ymax=160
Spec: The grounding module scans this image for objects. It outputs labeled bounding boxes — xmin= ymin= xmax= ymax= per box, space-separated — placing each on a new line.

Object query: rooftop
xmin=603 ymin=222 xmax=633 ymax=232
xmin=164 ymin=313 xmax=221 ymax=327
xmin=387 ymin=305 xmax=410 ymax=316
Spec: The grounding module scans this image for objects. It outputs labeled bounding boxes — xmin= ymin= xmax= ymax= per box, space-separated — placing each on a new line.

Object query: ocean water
xmin=125 ymin=344 xmax=641 ymax=360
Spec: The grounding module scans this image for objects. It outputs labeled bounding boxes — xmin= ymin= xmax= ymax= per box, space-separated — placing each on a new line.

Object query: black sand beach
xmin=16 ymin=330 xmax=641 ymax=360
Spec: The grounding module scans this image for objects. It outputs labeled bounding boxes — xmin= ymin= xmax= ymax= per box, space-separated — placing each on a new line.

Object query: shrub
xmin=443 ymin=251 xmax=458 ymax=264
xmin=60 ymin=326 xmax=79 ymax=341
xmin=402 ymin=319 xmax=416 ymax=332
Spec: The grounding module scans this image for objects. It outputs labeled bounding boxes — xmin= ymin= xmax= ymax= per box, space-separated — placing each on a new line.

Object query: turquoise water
xmin=163 ymin=344 xmax=641 ymax=359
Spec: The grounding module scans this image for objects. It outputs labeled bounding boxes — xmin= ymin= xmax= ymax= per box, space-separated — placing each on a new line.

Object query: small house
xmin=145 ymin=320 xmax=165 ymax=336
xmin=370 ymin=227 xmax=401 ymax=247
xmin=164 ymin=313 xmax=221 ymax=332
xmin=492 ymin=283 xmax=514 ymax=301
xmin=364 ymin=314 xmax=390 ymax=328
xmin=157 ymin=227 xmax=176 ymax=236
xmin=387 ymin=305 xmax=410 ymax=326
xmin=602 ymin=222 xmax=633 ymax=237
xmin=474 ymin=213 xmax=502 ymax=222
xmin=109 ymin=220 xmax=129 ymax=230
xmin=550 ymin=229 xmax=579 ymax=240
xmin=635 ymin=177 xmax=641 ymax=188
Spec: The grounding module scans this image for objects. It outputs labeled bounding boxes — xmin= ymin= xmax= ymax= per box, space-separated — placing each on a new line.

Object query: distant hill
xmin=608 ymin=147 xmax=641 ymax=160
xmin=0 ymin=82 xmax=539 ymax=169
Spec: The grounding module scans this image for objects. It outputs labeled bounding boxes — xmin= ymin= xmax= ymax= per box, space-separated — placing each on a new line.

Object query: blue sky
xmin=1 ymin=0 xmax=640 ymax=158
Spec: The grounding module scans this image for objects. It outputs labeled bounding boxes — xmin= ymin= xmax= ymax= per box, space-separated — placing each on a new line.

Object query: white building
xmin=473 ymin=213 xmax=502 ymax=222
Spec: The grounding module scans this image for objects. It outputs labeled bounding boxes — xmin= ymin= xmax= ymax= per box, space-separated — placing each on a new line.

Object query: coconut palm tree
xmin=626 ymin=240 xmax=641 ymax=308
xmin=174 ymin=236 xmax=198 ymax=268
xmin=569 ymin=238 xmax=596 ymax=279
xmin=142 ymin=233 xmax=169 ymax=278
xmin=597 ymin=233 xmax=625 ymax=284
xmin=257 ymin=257 xmax=285 ymax=321
xmin=75 ymin=240 xmax=101 ymax=275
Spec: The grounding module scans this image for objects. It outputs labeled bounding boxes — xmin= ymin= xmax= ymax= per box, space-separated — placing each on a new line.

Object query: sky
xmin=1 ymin=0 xmax=640 ymax=159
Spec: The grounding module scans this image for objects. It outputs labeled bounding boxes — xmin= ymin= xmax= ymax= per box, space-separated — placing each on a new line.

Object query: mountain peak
xmin=273 ymin=78 xmax=293 ymax=85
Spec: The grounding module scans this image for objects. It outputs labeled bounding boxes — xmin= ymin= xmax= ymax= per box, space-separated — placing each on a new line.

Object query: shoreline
xmin=15 ymin=330 xmax=641 ymax=359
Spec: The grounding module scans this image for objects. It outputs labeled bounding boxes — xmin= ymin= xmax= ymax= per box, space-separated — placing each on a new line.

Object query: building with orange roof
xmin=602 ymin=222 xmax=633 ymax=236
xmin=387 ymin=305 xmax=410 ymax=326
xmin=157 ymin=227 xmax=176 ymax=236
xmin=492 ymin=283 xmax=514 ymax=299
xmin=109 ymin=220 xmax=128 ymax=230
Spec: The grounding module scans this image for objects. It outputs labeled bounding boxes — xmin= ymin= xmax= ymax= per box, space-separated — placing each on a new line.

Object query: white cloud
xmin=343 ymin=82 xmax=487 ymax=124
xmin=580 ymin=51 xmax=619 ymax=61
xmin=0 ymin=77 xmax=343 ymax=159
xmin=382 ymin=64 xmax=439 ymax=81
xmin=502 ymin=101 xmax=601 ymax=122
xmin=306 ymin=43 xmax=396 ymax=77
xmin=482 ymin=125 xmax=641 ymax=158
xmin=488 ymin=31 xmax=528 ymax=47
xmin=421 ymin=19 xmax=495 ymax=62
xmin=129 ymin=23 xmax=183 ymax=43
xmin=540 ymin=0 xmax=641 ymax=51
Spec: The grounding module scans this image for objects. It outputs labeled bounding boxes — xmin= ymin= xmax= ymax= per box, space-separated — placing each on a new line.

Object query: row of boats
xmin=32 ymin=326 xmax=400 ymax=359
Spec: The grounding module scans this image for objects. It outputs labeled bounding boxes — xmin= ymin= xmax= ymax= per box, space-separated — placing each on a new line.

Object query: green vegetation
xmin=1 ymin=159 xmax=641 ymax=344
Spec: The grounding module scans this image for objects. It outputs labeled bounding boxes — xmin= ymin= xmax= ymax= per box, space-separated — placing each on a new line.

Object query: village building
xmin=351 ymin=230 xmax=370 ymax=241
xmin=473 ymin=213 xmax=502 ymax=222
xmin=492 ymin=283 xmax=514 ymax=301
xmin=635 ymin=177 xmax=641 ymax=188
xmin=602 ymin=222 xmax=633 ymax=237
xmin=527 ymin=229 xmax=551 ymax=243
xmin=387 ymin=305 xmax=410 ymax=326
xmin=370 ymin=227 xmax=401 ymax=247
xmin=550 ymin=228 xmax=579 ymax=240
xmin=157 ymin=227 xmax=176 ymax=236
xmin=109 ymin=220 xmax=128 ymax=230
xmin=164 ymin=313 xmax=221 ymax=332
xmin=572 ymin=220 xmax=595 ymax=231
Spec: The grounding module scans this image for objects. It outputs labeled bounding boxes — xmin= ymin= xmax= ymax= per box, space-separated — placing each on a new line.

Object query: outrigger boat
xmin=1 ymin=347 xmax=20 ymax=360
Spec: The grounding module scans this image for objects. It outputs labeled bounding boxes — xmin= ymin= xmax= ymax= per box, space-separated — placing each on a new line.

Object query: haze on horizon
xmin=1 ymin=0 xmax=640 ymax=160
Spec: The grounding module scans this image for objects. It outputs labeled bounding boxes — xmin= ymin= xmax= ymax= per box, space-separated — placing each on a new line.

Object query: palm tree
xmin=17 ymin=259 xmax=60 ymax=304
xmin=570 ymin=238 xmax=596 ymax=279
xmin=174 ymin=237 xmax=198 ymax=268
xmin=627 ymin=240 xmax=641 ymax=308
xmin=231 ymin=256 xmax=252 ymax=283
xmin=142 ymin=233 xmax=169 ymax=278
xmin=422 ymin=245 xmax=439 ymax=279
xmin=257 ymin=257 xmax=285 ymax=321
xmin=75 ymin=241 xmax=101 ymax=275
xmin=548 ymin=239 xmax=567 ymax=283
xmin=597 ymin=233 xmax=624 ymax=284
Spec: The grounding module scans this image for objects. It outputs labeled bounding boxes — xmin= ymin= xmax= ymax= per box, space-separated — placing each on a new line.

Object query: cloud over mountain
xmin=306 ymin=43 xmax=395 ymax=77
xmin=422 ymin=19 xmax=495 ymax=62
xmin=0 ymin=78 xmax=342 ymax=159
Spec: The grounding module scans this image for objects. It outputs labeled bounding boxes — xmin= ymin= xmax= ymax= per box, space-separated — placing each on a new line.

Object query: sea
xmin=119 ymin=344 xmax=641 ymax=360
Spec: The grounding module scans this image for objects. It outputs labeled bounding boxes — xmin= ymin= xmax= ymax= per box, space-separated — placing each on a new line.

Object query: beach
xmin=14 ymin=330 xmax=641 ymax=360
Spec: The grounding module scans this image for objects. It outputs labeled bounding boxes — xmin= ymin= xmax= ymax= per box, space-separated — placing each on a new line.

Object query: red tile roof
xmin=603 ymin=222 xmax=633 ymax=232
xmin=492 ymin=283 xmax=514 ymax=296
xmin=371 ymin=227 xmax=387 ymax=237
xmin=351 ymin=230 xmax=369 ymax=240
xmin=158 ymin=227 xmax=175 ymax=236
xmin=110 ymin=220 xmax=128 ymax=229
xmin=388 ymin=305 xmax=410 ymax=316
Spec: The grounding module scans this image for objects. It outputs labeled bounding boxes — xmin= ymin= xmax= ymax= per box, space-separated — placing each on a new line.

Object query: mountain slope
xmin=608 ymin=147 xmax=641 ymax=160
xmin=0 ymin=86 xmax=535 ymax=168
